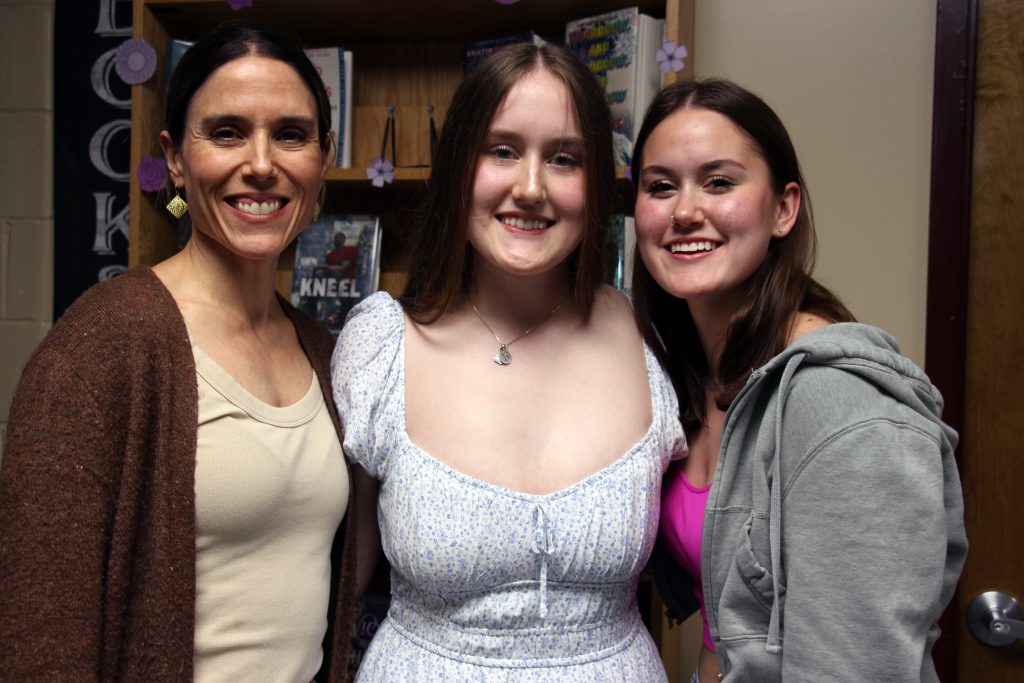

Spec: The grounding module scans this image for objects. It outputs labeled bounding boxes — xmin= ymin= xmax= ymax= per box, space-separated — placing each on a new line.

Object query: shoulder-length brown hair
xmin=400 ymin=43 xmax=615 ymax=323
xmin=630 ymin=79 xmax=854 ymax=432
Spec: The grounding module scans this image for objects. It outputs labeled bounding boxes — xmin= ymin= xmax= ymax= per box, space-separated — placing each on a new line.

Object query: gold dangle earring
xmin=166 ymin=190 xmax=188 ymax=219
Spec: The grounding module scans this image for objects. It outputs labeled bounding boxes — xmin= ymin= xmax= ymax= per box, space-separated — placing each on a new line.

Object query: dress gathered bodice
xmin=332 ymin=293 xmax=687 ymax=681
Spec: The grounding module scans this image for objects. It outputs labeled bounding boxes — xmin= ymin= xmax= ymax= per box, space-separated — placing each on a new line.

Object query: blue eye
xmin=489 ymin=145 xmax=516 ymax=160
xmin=551 ymin=152 xmax=579 ymax=167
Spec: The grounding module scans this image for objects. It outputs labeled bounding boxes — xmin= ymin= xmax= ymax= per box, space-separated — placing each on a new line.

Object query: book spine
xmin=463 ymin=31 xmax=545 ymax=74
xmin=304 ymin=47 xmax=350 ymax=168
xmin=565 ymin=8 xmax=663 ymax=174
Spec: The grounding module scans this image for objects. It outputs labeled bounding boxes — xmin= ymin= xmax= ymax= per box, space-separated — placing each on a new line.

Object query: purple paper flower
xmin=136 ymin=155 xmax=167 ymax=192
xmin=226 ymin=0 xmax=254 ymax=10
xmin=365 ymin=157 xmax=395 ymax=188
xmin=114 ymin=39 xmax=157 ymax=85
xmin=656 ymin=41 xmax=688 ymax=74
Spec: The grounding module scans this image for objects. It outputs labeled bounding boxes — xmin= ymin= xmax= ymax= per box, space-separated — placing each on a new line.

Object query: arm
xmin=0 ymin=352 xmax=115 ymax=680
xmin=352 ymin=465 xmax=381 ymax=598
xmin=779 ymin=419 xmax=957 ymax=681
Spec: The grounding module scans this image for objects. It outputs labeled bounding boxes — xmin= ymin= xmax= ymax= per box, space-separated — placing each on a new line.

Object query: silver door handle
xmin=968 ymin=591 xmax=1024 ymax=646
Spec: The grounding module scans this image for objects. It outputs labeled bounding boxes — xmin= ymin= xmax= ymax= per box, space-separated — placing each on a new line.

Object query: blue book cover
xmin=464 ymin=31 xmax=545 ymax=74
xmin=291 ymin=214 xmax=381 ymax=336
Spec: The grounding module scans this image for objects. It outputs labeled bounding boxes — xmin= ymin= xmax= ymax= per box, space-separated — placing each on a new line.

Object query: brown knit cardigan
xmin=0 ymin=267 xmax=358 ymax=681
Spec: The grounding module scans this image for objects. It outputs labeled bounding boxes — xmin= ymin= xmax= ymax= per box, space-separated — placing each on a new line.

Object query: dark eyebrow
xmin=487 ymin=129 xmax=583 ymax=150
xmin=640 ymin=159 xmax=747 ymax=178
xmin=697 ymin=158 xmax=746 ymax=174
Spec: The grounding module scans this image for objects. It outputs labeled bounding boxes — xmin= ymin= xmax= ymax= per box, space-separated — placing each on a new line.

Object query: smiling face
xmin=160 ymin=55 xmax=331 ymax=264
xmin=634 ymin=106 xmax=800 ymax=317
xmin=466 ymin=68 xmax=586 ymax=280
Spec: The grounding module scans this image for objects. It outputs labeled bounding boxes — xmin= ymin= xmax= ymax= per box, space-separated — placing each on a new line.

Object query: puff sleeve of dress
xmin=651 ymin=358 xmax=688 ymax=468
xmin=330 ymin=292 xmax=405 ymax=479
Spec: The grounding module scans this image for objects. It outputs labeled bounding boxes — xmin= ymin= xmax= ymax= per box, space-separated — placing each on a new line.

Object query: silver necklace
xmin=471 ymin=298 xmax=566 ymax=366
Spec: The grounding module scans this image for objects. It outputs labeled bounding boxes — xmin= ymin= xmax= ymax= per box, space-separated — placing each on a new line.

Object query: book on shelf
xmin=304 ymin=47 xmax=353 ymax=168
xmin=604 ymin=214 xmax=637 ymax=292
xmin=291 ymin=214 xmax=382 ymax=337
xmin=463 ymin=31 xmax=546 ymax=74
xmin=164 ymin=38 xmax=194 ymax=90
xmin=565 ymin=8 xmax=664 ymax=175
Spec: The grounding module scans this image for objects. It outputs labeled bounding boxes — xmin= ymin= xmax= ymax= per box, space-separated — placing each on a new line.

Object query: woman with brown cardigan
xmin=0 ymin=22 xmax=371 ymax=681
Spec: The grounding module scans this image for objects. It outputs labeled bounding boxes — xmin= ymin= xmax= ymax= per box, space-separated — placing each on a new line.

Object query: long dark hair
xmin=400 ymin=43 xmax=615 ymax=323
xmin=630 ymin=79 xmax=854 ymax=431
xmin=164 ymin=20 xmax=333 ymax=154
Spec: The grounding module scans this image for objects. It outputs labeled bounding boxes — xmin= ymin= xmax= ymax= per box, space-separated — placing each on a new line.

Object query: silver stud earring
xmin=776 ymin=226 xmax=785 ymax=234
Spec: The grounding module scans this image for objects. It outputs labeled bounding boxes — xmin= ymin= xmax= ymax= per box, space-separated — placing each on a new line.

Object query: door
xmin=929 ymin=0 xmax=1024 ymax=679
xmin=954 ymin=0 xmax=1024 ymax=677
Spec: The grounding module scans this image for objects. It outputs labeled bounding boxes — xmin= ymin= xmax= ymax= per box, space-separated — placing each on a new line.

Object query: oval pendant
xmin=494 ymin=345 xmax=512 ymax=365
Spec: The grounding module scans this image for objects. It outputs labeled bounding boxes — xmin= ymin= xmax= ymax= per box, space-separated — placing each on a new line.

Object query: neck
xmin=155 ymin=232 xmax=282 ymax=328
xmin=687 ymin=294 xmax=739 ymax=377
xmin=469 ymin=259 xmax=574 ymax=334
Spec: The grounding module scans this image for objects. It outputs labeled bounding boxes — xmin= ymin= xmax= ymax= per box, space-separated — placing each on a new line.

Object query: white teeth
xmin=501 ymin=217 xmax=549 ymax=231
xmin=670 ymin=241 xmax=715 ymax=254
xmin=235 ymin=199 xmax=281 ymax=216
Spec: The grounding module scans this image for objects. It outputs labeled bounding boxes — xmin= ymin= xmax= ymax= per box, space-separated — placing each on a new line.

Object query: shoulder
xmin=788 ymin=311 xmax=832 ymax=343
xmin=757 ymin=323 xmax=954 ymax=462
xmin=588 ymin=285 xmax=642 ymax=339
xmin=36 ymin=267 xmax=187 ymax=369
xmin=336 ymin=291 xmax=403 ymax=346
xmin=331 ymin=291 xmax=404 ymax=378
xmin=280 ymin=296 xmax=334 ymax=365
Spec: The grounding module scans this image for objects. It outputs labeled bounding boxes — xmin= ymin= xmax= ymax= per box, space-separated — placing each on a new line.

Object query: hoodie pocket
xmin=732 ymin=512 xmax=777 ymax=611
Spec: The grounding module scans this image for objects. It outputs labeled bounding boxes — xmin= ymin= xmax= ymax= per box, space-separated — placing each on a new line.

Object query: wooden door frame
xmin=925 ymin=0 xmax=978 ymax=679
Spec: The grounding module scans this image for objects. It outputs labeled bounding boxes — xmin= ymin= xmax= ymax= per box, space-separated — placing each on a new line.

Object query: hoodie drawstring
xmin=767 ymin=353 xmax=806 ymax=654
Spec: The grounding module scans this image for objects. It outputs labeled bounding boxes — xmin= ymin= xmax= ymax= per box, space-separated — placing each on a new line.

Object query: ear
xmin=159 ymin=131 xmax=185 ymax=189
xmin=773 ymin=182 xmax=801 ymax=238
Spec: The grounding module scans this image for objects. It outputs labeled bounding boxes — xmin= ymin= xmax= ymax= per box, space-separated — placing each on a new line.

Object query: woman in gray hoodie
xmin=630 ymin=79 xmax=967 ymax=682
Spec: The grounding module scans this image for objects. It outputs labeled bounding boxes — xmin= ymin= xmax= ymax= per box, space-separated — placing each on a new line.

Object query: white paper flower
xmin=656 ymin=41 xmax=688 ymax=74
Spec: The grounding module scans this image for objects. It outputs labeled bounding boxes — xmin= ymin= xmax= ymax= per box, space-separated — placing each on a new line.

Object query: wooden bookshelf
xmin=129 ymin=0 xmax=694 ymax=300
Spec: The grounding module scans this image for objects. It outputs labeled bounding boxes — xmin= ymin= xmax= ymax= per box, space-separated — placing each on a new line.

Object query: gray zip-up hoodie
xmin=653 ymin=323 xmax=967 ymax=682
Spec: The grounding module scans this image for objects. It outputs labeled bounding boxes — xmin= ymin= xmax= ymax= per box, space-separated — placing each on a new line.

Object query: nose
xmin=670 ymin=187 xmax=704 ymax=228
xmin=245 ymin=132 xmax=277 ymax=181
xmin=512 ymin=155 xmax=545 ymax=204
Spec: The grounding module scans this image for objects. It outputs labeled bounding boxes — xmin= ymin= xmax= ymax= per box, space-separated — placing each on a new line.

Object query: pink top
xmin=659 ymin=460 xmax=715 ymax=650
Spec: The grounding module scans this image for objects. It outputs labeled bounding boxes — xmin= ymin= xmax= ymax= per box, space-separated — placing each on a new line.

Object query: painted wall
xmin=0 ymin=0 xmax=55 ymax=461
xmin=693 ymin=0 xmax=936 ymax=365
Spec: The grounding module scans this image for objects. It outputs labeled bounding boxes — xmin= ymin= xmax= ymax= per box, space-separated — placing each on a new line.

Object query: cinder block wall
xmin=0 ymin=0 xmax=55 ymax=461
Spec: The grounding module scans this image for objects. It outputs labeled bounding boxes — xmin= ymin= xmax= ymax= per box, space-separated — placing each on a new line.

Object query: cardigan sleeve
xmin=0 ymin=345 xmax=117 ymax=681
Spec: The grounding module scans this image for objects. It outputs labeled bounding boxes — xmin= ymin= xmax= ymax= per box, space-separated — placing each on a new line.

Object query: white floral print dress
xmin=332 ymin=293 xmax=686 ymax=682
